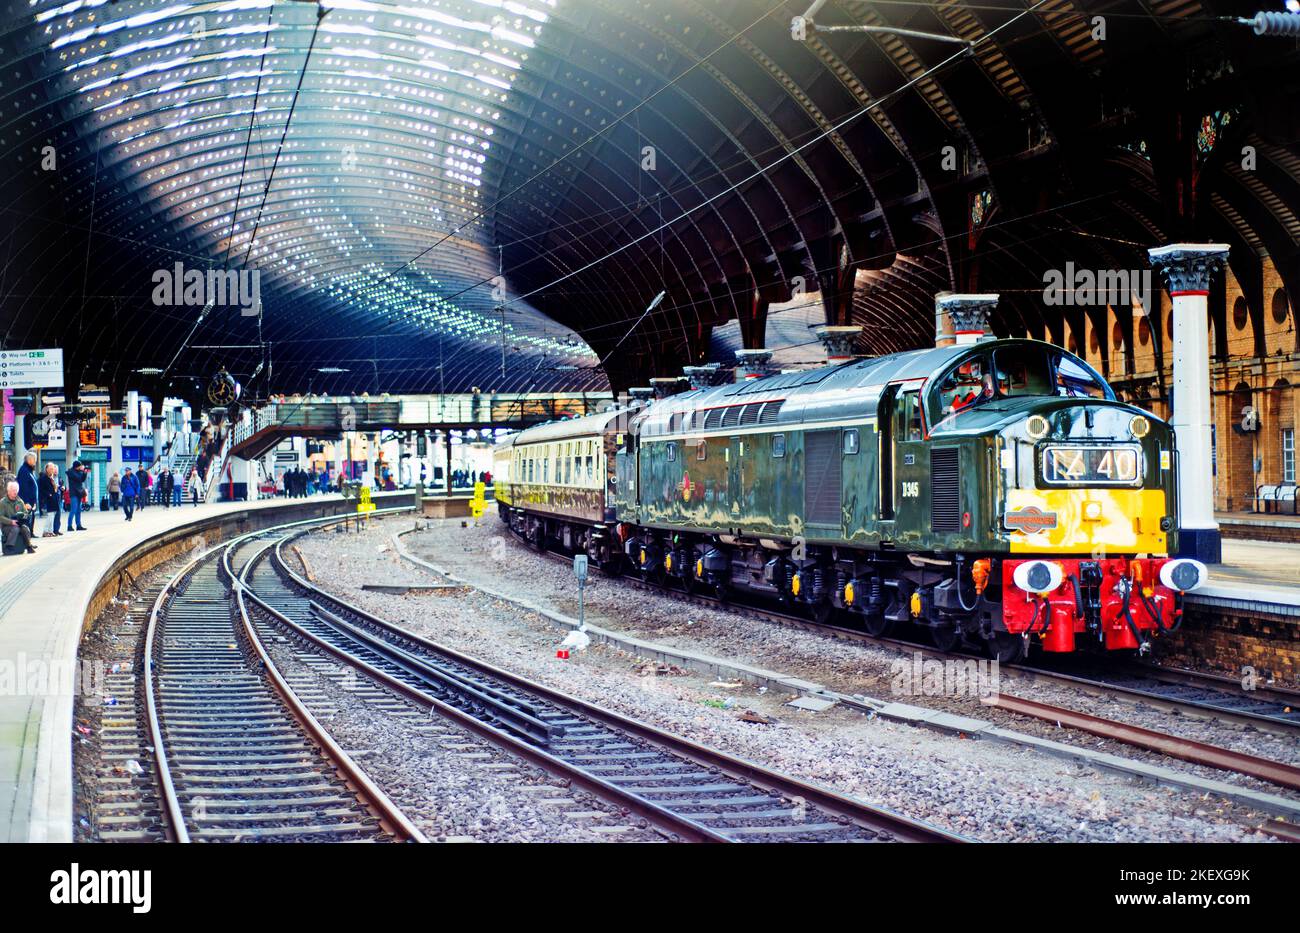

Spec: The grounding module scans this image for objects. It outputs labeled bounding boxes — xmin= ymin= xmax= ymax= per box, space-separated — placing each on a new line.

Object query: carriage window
xmin=843 ymin=429 xmax=859 ymax=455
xmin=667 ymin=442 xmax=676 ymax=462
xmin=772 ymin=434 xmax=785 ymax=458
xmin=994 ymin=346 xmax=1053 ymax=397
xmin=585 ymin=455 xmax=594 ymax=482
xmin=1054 ymin=353 xmax=1109 ymax=399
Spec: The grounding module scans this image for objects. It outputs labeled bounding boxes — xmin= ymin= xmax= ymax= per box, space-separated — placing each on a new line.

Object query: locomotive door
xmin=878 ymin=384 xmax=925 ymax=530
xmin=727 ymin=435 xmax=743 ymax=520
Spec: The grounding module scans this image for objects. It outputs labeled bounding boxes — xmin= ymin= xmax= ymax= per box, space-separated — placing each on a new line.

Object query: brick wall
xmin=1155 ymin=603 xmax=1300 ymax=687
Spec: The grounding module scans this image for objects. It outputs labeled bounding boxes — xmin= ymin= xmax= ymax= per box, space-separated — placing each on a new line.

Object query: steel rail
xmin=141 ymin=507 xmax=423 ymax=844
xmin=229 ymin=540 xmax=427 ymax=843
xmin=262 ymin=531 xmax=963 ymax=843
xmin=523 ymin=540 xmax=1300 ymax=737
xmin=985 ymin=693 xmax=1300 ymax=793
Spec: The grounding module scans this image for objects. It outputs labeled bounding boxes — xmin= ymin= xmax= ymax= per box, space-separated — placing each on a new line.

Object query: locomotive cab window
xmin=843 ymin=429 xmax=860 ymax=455
xmin=937 ymin=354 xmax=992 ymax=416
xmin=993 ymin=345 xmax=1052 ymax=397
xmin=1053 ymin=352 xmax=1111 ymax=399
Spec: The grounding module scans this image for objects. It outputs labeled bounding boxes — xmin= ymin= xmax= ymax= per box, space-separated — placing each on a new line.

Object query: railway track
xmin=245 ymin=527 xmax=961 ymax=843
xmin=534 ymin=543 xmax=1300 ymax=738
xmin=142 ymin=516 xmax=426 ymax=843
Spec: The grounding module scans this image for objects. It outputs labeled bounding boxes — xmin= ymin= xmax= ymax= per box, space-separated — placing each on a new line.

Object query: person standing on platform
xmin=107 ymin=470 xmax=122 ymax=510
xmin=17 ymin=452 xmax=39 ymax=512
xmin=39 ymin=463 xmax=61 ymax=537
xmin=189 ymin=467 xmax=202 ymax=506
xmin=171 ymin=469 xmax=183 ymax=506
xmin=120 ymin=467 xmax=139 ymax=521
xmin=137 ymin=467 xmax=151 ymax=510
xmin=1 ymin=481 xmax=36 ymax=553
xmin=159 ymin=468 xmax=174 ymax=508
xmin=65 ymin=460 xmax=88 ymax=531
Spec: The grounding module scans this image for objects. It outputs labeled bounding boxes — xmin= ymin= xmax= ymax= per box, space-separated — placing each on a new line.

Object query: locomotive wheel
xmin=680 ymin=572 xmax=697 ymax=594
xmin=929 ymin=623 xmax=961 ymax=652
xmin=810 ymin=601 xmax=836 ymax=627
xmin=861 ymin=613 xmax=895 ymax=638
xmin=985 ymin=632 xmax=1025 ymax=664
xmin=600 ymin=558 xmax=624 ymax=578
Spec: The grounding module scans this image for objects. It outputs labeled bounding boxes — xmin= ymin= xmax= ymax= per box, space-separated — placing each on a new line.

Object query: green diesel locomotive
xmin=494 ymin=338 xmax=1207 ymax=661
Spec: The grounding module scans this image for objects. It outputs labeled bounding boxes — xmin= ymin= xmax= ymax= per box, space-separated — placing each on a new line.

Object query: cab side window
xmin=901 ymin=390 xmax=924 ymax=441
xmin=937 ymin=355 xmax=991 ymax=417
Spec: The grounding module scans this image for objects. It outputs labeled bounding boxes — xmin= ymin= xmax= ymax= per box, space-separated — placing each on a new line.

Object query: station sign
xmin=0 ymin=348 xmax=64 ymax=390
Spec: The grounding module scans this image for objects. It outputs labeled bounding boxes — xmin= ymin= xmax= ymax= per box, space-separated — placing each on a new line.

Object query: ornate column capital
xmin=1147 ymin=243 xmax=1230 ymax=296
xmin=682 ymin=363 xmax=725 ymax=390
xmin=734 ymin=348 xmax=775 ymax=381
xmin=935 ymin=293 xmax=999 ymax=344
xmin=812 ymin=324 xmax=862 ymax=362
xmin=649 ymin=376 xmax=690 ymax=399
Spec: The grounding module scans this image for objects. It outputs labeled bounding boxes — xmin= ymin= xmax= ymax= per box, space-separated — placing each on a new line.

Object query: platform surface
xmin=0 ymin=491 xmax=408 ymax=843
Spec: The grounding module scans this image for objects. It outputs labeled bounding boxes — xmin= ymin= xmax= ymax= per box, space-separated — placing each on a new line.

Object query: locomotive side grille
xmin=722 ymin=405 xmax=742 ymax=428
xmin=804 ymin=430 xmax=842 ymax=526
xmin=705 ymin=408 xmax=723 ymax=429
xmin=739 ymin=402 xmax=762 ymax=426
xmin=758 ymin=400 xmax=783 ymax=423
xmin=930 ymin=447 xmax=961 ymax=533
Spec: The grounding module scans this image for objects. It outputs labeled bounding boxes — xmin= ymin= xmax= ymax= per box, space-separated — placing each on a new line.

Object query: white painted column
xmin=1148 ymin=243 xmax=1230 ymax=564
xmin=150 ymin=414 xmax=165 ymax=467
xmin=107 ymin=409 xmax=125 ymax=476
xmin=10 ymin=396 xmax=33 ymax=472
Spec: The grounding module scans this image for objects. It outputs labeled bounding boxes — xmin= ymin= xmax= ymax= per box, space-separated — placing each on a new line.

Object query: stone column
xmin=10 ymin=395 xmax=32 ymax=472
xmin=935 ymin=293 xmax=999 ymax=346
xmin=150 ymin=414 xmax=165 ymax=467
xmin=1149 ymin=243 xmax=1230 ymax=564
xmin=812 ymin=324 xmax=862 ymax=363
xmin=107 ymin=409 xmax=125 ymax=476
xmin=64 ymin=415 xmax=79 ymax=469
xmin=734 ymin=349 xmax=775 ymax=381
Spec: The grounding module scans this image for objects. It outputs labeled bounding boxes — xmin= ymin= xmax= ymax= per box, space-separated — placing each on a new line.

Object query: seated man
xmin=0 ymin=481 xmax=37 ymax=554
